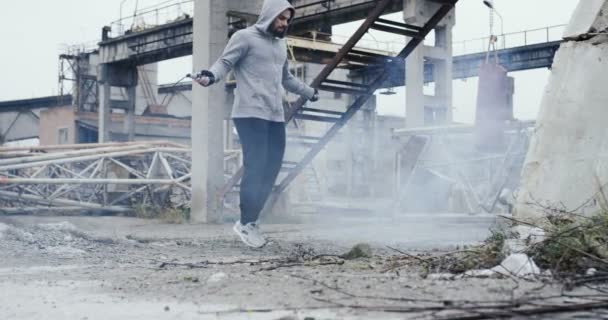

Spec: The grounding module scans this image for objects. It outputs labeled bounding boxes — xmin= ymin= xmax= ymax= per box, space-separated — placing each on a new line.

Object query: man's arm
xmin=196 ymin=31 xmax=249 ymax=86
xmin=282 ymin=60 xmax=317 ymax=100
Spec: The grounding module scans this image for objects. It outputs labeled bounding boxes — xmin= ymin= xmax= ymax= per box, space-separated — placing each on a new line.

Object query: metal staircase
xmin=219 ymin=0 xmax=458 ymax=206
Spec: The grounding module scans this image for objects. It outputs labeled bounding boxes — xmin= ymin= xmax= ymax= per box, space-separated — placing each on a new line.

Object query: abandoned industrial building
xmin=1 ymin=0 xmax=607 ymax=318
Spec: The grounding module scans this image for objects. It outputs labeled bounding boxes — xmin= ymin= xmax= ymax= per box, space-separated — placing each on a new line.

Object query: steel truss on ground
xmin=0 ymin=141 xmax=193 ymax=214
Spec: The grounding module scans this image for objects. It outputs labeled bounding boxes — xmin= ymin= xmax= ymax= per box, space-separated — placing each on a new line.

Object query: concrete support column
xmin=125 ymin=86 xmax=136 ymax=141
xmin=434 ymin=25 xmax=453 ymax=123
xmin=191 ymin=0 xmax=230 ymax=223
xmin=405 ymin=45 xmax=425 ymax=128
xmin=98 ymin=64 xmax=111 ymax=143
xmin=348 ymin=95 xmax=376 ymax=197
xmin=404 ymin=0 xmax=455 ymax=128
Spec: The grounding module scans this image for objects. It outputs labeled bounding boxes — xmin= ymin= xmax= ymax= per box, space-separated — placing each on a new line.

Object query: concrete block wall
xmin=39 ymin=106 xmax=77 ymax=145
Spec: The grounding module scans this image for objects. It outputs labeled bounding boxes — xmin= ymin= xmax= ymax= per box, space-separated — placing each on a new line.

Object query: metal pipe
xmin=0 ymin=190 xmax=130 ymax=212
xmin=0 ymin=178 xmax=183 ymax=185
xmin=0 ymin=207 xmax=88 ymax=213
xmin=146 ymin=152 xmax=160 ymax=179
xmin=0 ymin=144 xmax=148 ymax=166
xmin=420 ymin=153 xmax=526 ymax=168
xmin=0 ymin=140 xmax=187 ymax=153
xmin=159 ymin=153 xmax=174 ymax=178
xmin=162 ymin=153 xmax=191 ymax=165
xmin=0 ymin=147 xmax=189 ymax=171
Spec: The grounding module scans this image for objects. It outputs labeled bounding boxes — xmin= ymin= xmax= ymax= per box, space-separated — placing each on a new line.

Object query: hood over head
xmin=255 ymin=0 xmax=295 ymax=38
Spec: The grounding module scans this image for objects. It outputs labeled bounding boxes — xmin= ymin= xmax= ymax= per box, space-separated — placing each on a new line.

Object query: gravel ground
xmin=0 ymin=215 xmax=607 ymax=320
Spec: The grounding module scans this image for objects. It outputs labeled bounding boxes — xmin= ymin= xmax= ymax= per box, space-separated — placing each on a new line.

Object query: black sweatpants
xmin=233 ymin=118 xmax=286 ymax=224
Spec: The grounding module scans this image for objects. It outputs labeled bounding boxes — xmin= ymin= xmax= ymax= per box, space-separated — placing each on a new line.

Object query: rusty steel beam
xmin=274 ymin=0 xmax=459 ymax=196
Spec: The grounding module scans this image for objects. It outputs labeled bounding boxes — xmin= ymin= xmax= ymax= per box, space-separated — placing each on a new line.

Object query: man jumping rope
xmin=194 ymin=0 xmax=319 ymax=248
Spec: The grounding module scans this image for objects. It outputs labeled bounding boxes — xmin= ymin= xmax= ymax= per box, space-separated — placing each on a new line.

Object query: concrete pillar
xmin=403 ymin=0 xmax=455 ymax=128
xmin=434 ymin=25 xmax=453 ymax=123
xmin=514 ymin=1 xmax=608 ymax=225
xmin=348 ymin=96 xmax=376 ymax=197
xmin=191 ymin=0 xmax=230 ymax=223
xmin=98 ymin=64 xmax=111 ymax=143
xmin=405 ymin=45 xmax=425 ymax=128
xmin=125 ymin=86 xmax=136 ymax=141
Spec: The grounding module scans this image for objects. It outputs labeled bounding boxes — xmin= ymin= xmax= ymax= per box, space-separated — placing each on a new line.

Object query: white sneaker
xmin=233 ymin=221 xmax=266 ymax=248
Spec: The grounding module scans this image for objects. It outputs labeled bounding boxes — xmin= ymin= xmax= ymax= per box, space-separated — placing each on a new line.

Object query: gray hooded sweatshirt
xmin=208 ymin=0 xmax=315 ymax=123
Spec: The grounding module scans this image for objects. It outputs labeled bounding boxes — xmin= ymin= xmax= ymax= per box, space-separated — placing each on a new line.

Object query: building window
xmin=57 ymin=127 xmax=69 ymax=145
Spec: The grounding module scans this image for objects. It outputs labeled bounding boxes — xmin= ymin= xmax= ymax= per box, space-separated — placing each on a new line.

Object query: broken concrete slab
xmin=503 ymin=225 xmax=546 ymax=254
xmin=492 ymin=253 xmax=541 ymax=277
xmin=563 ymin=0 xmax=608 ymax=40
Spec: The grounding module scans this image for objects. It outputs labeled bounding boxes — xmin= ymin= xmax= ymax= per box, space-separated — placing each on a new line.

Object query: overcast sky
xmin=0 ymin=0 xmax=579 ymax=123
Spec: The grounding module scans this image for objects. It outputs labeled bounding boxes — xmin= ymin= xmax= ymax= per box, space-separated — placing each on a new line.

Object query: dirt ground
xmin=1 ymin=214 xmax=607 ymax=320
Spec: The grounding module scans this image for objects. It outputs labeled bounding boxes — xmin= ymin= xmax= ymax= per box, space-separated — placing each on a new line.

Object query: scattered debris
xmin=207 ymin=272 xmax=227 ymax=283
xmin=3 ymin=215 xmax=608 ymax=319
xmin=504 ymin=225 xmax=545 ymax=253
xmin=491 ymin=253 xmax=541 ymax=277
xmin=36 ymin=222 xmax=78 ymax=232
xmin=135 ymin=205 xmax=190 ymax=224
xmin=527 ymin=209 xmax=608 ymax=274
xmin=424 ymin=229 xmax=508 ymax=274
xmin=0 ymin=220 xmax=115 ymax=259
xmin=44 ymin=246 xmax=87 ymax=256
xmin=463 ymin=269 xmax=498 ymax=278
xmin=426 ymin=273 xmax=456 ymax=280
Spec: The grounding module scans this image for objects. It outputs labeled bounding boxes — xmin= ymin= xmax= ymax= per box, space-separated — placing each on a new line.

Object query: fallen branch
xmin=497 ymin=214 xmax=542 ymax=229
xmin=194 ymin=297 xmax=608 ymax=319
xmin=259 ymin=260 xmax=344 ymax=271
xmin=295 ymin=273 xmax=608 ymax=314
xmin=158 ymin=261 xmax=208 ymax=269
xmin=312 ymin=295 xmax=608 ymax=319
xmin=552 ymin=239 xmax=608 ymax=267
xmin=570 ymin=275 xmax=608 ymax=287
xmin=158 ymin=258 xmax=284 ymax=269
xmin=386 ymin=246 xmax=431 ymax=264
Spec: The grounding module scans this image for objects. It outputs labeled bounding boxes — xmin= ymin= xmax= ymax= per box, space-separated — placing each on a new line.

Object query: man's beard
xmin=270 ymin=26 xmax=287 ymax=38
